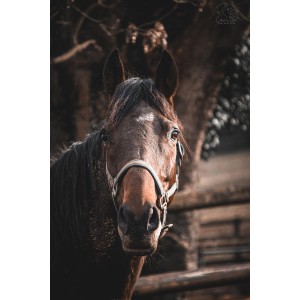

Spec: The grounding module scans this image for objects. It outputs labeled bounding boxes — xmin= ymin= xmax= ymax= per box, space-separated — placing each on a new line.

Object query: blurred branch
xmin=72 ymin=3 xmax=101 ymax=45
xmin=71 ymin=3 xmax=105 ymax=24
xmin=71 ymin=2 xmax=179 ymax=37
xmin=51 ymin=10 xmax=60 ymax=20
xmin=229 ymin=0 xmax=250 ymax=22
xmin=51 ymin=40 xmax=101 ymax=64
xmin=97 ymin=0 xmax=120 ymax=9
xmin=138 ymin=4 xmax=178 ymax=28
xmin=173 ymin=0 xmax=207 ymax=11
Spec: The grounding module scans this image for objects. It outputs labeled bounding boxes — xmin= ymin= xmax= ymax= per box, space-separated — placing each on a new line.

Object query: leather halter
xmin=105 ymin=142 xmax=185 ymax=236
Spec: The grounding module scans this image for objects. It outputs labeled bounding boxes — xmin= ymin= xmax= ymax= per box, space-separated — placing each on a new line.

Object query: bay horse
xmin=51 ymin=49 xmax=185 ymax=300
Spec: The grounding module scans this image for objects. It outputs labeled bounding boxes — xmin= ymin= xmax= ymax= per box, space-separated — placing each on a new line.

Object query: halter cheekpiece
xmin=105 ymin=142 xmax=185 ymax=237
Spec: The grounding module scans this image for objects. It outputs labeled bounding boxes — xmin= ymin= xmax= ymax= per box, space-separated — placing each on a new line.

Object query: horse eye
xmin=101 ymin=132 xmax=109 ymax=143
xmin=170 ymin=129 xmax=179 ymax=141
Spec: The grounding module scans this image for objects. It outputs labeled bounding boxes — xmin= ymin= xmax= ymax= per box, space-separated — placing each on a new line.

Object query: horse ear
xmin=155 ymin=49 xmax=178 ymax=104
xmin=103 ymin=49 xmax=125 ymax=96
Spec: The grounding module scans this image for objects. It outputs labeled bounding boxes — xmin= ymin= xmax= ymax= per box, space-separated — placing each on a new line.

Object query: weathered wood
xmin=198 ymin=151 xmax=250 ymax=190
xmin=198 ymin=220 xmax=250 ymax=240
xmin=199 ymin=237 xmax=249 ymax=249
xmin=200 ymin=218 xmax=249 ymax=226
xmin=133 ymin=263 xmax=250 ymax=296
xmin=166 ymin=284 xmax=250 ymax=300
xmin=200 ymin=252 xmax=250 ymax=265
xmin=200 ymin=246 xmax=250 ymax=256
xmin=170 ymin=185 xmax=249 ymax=212
xmin=199 ymin=249 xmax=250 ymax=266
xmin=198 ymin=203 xmax=250 ymax=224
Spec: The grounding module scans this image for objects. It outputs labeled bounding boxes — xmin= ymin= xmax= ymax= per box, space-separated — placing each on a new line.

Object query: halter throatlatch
xmin=106 ymin=142 xmax=185 ymax=238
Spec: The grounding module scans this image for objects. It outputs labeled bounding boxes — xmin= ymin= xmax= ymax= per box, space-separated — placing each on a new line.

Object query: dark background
xmin=51 ymin=0 xmax=250 ymax=298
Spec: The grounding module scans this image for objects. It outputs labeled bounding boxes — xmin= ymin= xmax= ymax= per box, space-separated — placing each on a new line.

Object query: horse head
xmin=102 ymin=49 xmax=184 ymax=256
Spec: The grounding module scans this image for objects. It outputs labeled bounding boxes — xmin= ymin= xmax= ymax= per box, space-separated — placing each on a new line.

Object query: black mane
xmin=51 ymin=130 xmax=102 ymax=248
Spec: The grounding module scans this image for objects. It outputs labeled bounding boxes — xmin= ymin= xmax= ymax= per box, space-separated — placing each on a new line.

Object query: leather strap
xmin=105 ymin=141 xmax=184 ymax=232
xmin=106 ymin=159 xmax=178 ymax=211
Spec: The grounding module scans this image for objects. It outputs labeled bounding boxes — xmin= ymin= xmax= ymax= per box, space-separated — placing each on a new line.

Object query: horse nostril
xmin=118 ymin=206 xmax=127 ymax=234
xmin=147 ymin=206 xmax=159 ymax=233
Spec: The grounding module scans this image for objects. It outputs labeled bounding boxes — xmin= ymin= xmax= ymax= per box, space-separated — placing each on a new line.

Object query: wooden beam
xmin=133 ymin=263 xmax=250 ymax=297
xmin=199 ymin=237 xmax=250 ymax=248
xmin=198 ymin=219 xmax=250 ymax=240
xmin=199 ymin=203 xmax=250 ymax=224
xmin=169 ymin=185 xmax=250 ymax=212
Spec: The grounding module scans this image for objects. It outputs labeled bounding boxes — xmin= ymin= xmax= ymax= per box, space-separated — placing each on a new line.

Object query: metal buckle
xmin=159 ymin=194 xmax=168 ymax=209
xmin=112 ymin=183 xmax=118 ymax=199
xmin=161 ymin=205 xmax=167 ymax=227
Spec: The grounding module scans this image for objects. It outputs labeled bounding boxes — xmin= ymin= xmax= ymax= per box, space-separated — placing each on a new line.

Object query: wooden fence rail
xmin=169 ymin=185 xmax=250 ymax=212
xmin=133 ymin=263 xmax=250 ymax=297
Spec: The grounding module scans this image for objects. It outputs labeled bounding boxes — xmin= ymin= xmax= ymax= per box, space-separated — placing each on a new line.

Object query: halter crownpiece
xmin=105 ymin=141 xmax=184 ymax=237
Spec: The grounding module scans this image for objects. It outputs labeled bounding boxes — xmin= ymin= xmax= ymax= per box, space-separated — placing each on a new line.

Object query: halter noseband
xmin=105 ymin=142 xmax=185 ymax=237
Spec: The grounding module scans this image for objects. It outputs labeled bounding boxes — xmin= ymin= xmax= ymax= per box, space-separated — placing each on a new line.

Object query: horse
xmin=51 ymin=49 xmax=185 ymax=300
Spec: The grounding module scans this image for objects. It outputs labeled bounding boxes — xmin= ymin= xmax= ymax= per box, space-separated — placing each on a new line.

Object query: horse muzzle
xmin=117 ymin=203 xmax=161 ymax=255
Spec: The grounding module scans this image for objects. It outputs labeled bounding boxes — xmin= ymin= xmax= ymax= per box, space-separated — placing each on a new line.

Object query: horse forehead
xmin=119 ymin=103 xmax=167 ymax=136
xmin=135 ymin=112 xmax=155 ymax=123
xmin=131 ymin=104 xmax=158 ymax=122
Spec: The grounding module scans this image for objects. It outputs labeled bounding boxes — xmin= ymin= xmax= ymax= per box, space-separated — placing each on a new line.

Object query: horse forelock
xmin=105 ymin=77 xmax=179 ymax=131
